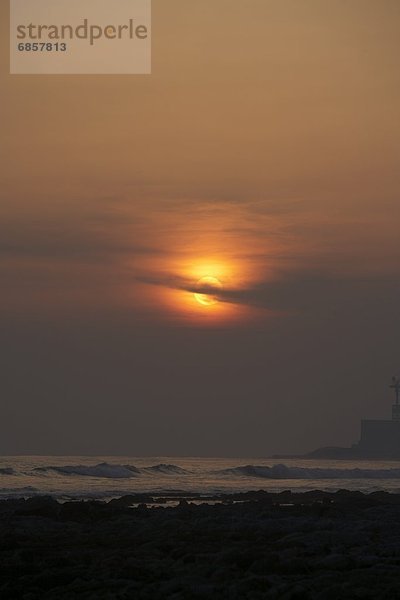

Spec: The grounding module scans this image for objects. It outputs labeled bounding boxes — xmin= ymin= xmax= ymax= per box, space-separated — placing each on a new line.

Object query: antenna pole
xmin=390 ymin=377 xmax=400 ymax=421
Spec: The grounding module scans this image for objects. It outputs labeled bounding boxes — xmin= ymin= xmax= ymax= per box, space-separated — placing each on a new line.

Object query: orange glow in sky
xmin=146 ymin=253 xmax=261 ymax=325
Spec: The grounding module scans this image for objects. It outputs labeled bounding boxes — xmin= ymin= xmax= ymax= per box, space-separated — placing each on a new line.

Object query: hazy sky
xmin=1 ymin=0 xmax=400 ymax=455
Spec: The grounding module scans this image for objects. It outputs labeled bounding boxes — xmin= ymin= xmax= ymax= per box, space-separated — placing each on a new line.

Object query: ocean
xmin=3 ymin=456 xmax=400 ymax=500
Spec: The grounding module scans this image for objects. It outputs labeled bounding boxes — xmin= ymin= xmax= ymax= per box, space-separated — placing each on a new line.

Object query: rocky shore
xmin=1 ymin=490 xmax=400 ymax=599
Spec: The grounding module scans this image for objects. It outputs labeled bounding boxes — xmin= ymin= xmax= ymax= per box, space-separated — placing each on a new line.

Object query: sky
xmin=1 ymin=0 xmax=400 ymax=456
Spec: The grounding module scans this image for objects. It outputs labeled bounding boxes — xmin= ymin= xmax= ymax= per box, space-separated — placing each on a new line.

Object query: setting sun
xmin=194 ymin=276 xmax=223 ymax=306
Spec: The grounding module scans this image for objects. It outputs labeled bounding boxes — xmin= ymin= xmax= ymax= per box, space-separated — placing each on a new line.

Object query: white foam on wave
xmin=33 ymin=462 xmax=188 ymax=479
xmin=34 ymin=463 xmax=141 ymax=479
xmin=222 ymin=464 xmax=400 ymax=480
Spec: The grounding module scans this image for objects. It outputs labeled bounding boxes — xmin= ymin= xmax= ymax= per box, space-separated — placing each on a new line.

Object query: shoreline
xmin=2 ymin=490 xmax=400 ymax=598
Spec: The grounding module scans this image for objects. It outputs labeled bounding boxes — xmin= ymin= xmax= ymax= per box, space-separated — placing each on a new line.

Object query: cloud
xmin=0 ymin=215 xmax=161 ymax=263
xmin=135 ymin=270 xmax=324 ymax=310
xmin=136 ymin=268 xmax=400 ymax=318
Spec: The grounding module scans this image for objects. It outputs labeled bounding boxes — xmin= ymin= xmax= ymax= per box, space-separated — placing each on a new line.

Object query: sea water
xmin=3 ymin=456 xmax=400 ymax=499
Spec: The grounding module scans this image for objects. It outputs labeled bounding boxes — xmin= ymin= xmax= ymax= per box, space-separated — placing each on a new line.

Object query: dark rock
xmin=1 ymin=491 xmax=400 ymax=598
xmin=14 ymin=495 xmax=60 ymax=518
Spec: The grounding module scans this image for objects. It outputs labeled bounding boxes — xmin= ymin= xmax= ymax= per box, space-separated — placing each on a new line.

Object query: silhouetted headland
xmin=274 ymin=376 xmax=400 ymax=460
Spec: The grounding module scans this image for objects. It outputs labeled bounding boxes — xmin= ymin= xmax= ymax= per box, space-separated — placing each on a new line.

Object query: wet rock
xmin=1 ymin=492 xmax=400 ymax=598
xmin=15 ymin=495 xmax=60 ymax=518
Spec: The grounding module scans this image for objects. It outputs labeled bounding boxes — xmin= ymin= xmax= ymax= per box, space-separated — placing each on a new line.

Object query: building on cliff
xmin=351 ymin=376 xmax=400 ymax=459
xmin=305 ymin=376 xmax=400 ymax=460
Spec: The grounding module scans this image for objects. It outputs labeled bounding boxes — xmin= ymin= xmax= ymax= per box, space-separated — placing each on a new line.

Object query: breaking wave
xmin=34 ymin=462 xmax=188 ymax=479
xmin=143 ymin=464 xmax=188 ymax=475
xmin=221 ymin=464 xmax=400 ymax=480
xmin=34 ymin=463 xmax=140 ymax=479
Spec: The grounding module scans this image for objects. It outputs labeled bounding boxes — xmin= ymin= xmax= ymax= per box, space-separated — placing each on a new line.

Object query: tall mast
xmin=391 ymin=376 xmax=400 ymax=404
xmin=390 ymin=376 xmax=400 ymax=421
